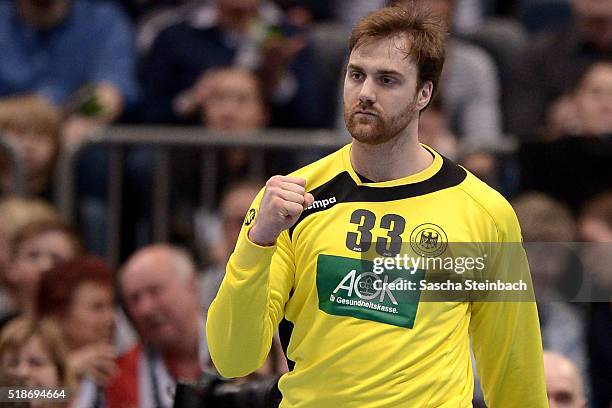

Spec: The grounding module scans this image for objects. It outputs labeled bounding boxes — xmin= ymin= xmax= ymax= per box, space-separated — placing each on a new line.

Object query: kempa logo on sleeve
xmin=306 ymin=197 xmax=337 ymax=210
xmin=317 ymin=254 xmax=424 ymax=329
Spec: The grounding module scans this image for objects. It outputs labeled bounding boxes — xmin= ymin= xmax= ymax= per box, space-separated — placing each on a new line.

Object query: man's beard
xmin=344 ymin=97 xmax=419 ymax=145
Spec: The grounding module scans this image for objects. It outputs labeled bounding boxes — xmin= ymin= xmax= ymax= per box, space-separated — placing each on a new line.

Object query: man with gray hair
xmin=544 ymin=351 xmax=587 ymax=408
xmin=105 ymin=244 xmax=207 ymax=408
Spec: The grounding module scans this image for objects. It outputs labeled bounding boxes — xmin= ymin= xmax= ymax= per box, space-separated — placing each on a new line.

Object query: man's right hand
xmin=248 ymin=176 xmax=314 ymax=246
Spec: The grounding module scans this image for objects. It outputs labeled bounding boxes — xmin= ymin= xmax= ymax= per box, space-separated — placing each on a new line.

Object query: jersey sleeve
xmin=468 ymin=201 xmax=548 ymax=407
xmin=206 ymin=191 xmax=294 ymax=378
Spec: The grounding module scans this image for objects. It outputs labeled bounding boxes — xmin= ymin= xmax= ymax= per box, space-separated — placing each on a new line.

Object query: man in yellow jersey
xmin=207 ymin=5 xmax=548 ymax=407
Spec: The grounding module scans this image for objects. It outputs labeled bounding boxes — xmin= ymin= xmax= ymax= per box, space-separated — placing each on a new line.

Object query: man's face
xmin=544 ymin=353 xmax=586 ymax=408
xmin=121 ymin=256 xmax=198 ymax=350
xmin=343 ymin=35 xmax=429 ymax=145
xmin=202 ymin=71 xmax=267 ymax=131
xmin=574 ymin=63 xmax=612 ymax=135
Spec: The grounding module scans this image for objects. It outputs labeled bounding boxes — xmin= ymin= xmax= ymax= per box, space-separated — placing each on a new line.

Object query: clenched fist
xmin=249 ymin=176 xmax=314 ymax=246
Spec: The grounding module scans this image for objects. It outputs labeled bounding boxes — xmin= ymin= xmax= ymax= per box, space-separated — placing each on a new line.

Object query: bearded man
xmin=207 ymin=5 xmax=548 ymax=407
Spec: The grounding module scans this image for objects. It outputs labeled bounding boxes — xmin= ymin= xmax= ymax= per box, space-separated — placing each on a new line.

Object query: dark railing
xmin=54 ymin=126 xmax=347 ymax=265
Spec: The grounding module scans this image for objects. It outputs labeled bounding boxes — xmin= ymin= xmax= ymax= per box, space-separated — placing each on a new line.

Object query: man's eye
xmin=350 ymin=71 xmax=363 ymax=81
xmin=27 ymin=250 xmax=41 ymax=260
xmin=381 ymin=76 xmax=395 ymax=85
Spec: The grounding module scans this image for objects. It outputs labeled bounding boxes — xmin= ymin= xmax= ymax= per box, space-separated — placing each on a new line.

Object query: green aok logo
xmin=332 ymin=270 xmax=399 ymax=304
xmin=317 ymin=254 xmax=424 ymax=329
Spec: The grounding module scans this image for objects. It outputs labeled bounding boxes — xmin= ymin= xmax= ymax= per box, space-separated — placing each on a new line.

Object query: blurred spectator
xmin=139 ymin=0 xmax=322 ymax=128
xmin=508 ymin=0 xmax=612 ymax=139
xmin=514 ymin=193 xmax=574 ymax=272
xmin=106 ymin=245 xmax=207 ymax=408
xmin=515 ymin=0 xmax=573 ymax=35
xmin=512 ymin=192 xmax=588 ymax=389
xmin=459 ymin=150 xmax=500 ymax=190
xmin=380 ymin=0 xmax=504 ymax=148
xmin=36 ymin=256 xmax=119 ymax=407
xmin=546 ymin=61 xmax=612 ymax=140
xmin=580 ymin=192 xmax=612 ymax=243
xmin=0 ymin=317 xmax=74 ymax=406
xmin=331 ymin=0 xmax=386 ymax=29
xmin=169 ymin=68 xmax=293 ymax=250
xmin=272 ymin=0 xmax=334 ymax=23
xmin=2 ymin=220 xmax=80 ymax=325
xmin=518 ymin=62 xmax=612 ymax=211
xmin=579 ymin=193 xmax=612 ymax=408
xmin=0 ymin=197 xmax=58 ymax=317
xmin=518 ymin=136 xmax=612 ymax=212
xmin=580 ymin=190 xmax=612 ymax=287
xmin=452 ymin=0 xmax=495 ymax=33
xmin=418 ymin=96 xmax=459 ymax=160
xmin=283 ymin=0 xmax=501 ymax=30
xmin=135 ymin=0 xmax=285 ymax=53
xmin=0 ymin=0 xmax=139 ymax=145
xmin=118 ymin=0 xmax=194 ymax=22
xmin=109 ymin=244 xmax=284 ymax=407
xmin=197 ymin=182 xmax=288 ymax=377
xmin=199 ymin=180 xmax=262 ymax=310
xmin=187 ymin=66 xmax=269 ymax=129
xmin=195 ymin=67 xmax=291 ymax=176
xmin=461 ymin=12 xmax=529 ymax=134
xmin=0 ymin=96 xmax=62 ymax=196
xmin=543 ymin=351 xmax=587 ymax=408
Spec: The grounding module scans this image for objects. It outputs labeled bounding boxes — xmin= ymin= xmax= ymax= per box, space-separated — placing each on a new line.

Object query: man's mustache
xmin=352 ymin=103 xmax=381 ymax=116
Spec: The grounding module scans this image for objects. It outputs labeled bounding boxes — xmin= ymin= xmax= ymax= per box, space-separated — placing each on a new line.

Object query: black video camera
xmin=173 ymin=371 xmax=282 ymax=408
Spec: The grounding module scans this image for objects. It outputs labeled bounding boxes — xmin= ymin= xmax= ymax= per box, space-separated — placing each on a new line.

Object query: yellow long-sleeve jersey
xmin=207 ymin=144 xmax=548 ymax=408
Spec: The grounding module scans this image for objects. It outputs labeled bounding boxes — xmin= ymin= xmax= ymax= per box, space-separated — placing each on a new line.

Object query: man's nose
xmin=134 ymin=293 xmax=157 ymax=317
xmin=36 ymin=254 xmax=55 ymax=274
xmin=358 ymin=78 xmax=376 ymax=106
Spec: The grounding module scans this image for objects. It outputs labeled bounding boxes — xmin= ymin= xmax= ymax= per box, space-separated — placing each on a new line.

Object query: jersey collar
xmin=342 ymin=143 xmax=444 ymax=188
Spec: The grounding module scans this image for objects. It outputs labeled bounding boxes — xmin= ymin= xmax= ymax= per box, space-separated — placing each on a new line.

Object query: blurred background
xmin=0 ymin=0 xmax=610 ymax=407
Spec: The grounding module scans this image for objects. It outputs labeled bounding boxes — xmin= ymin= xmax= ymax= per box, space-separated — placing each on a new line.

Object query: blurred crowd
xmin=0 ymin=0 xmax=611 ymax=407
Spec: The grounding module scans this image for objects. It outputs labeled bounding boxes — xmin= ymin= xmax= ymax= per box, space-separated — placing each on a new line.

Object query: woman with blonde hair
xmin=0 ymin=317 xmax=75 ymax=407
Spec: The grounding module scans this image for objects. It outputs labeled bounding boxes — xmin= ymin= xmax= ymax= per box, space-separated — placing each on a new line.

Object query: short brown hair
xmin=36 ymin=255 xmax=114 ymax=319
xmin=349 ymin=5 xmax=446 ymax=97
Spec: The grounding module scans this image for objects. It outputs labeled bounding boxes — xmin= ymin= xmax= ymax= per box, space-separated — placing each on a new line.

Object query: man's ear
xmin=416 ymin=81 xmax=433 ymax=110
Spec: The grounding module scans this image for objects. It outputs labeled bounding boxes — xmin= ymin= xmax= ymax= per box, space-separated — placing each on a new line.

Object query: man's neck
xmin=350 ymin=127 xmax=433 ymax=182
xmin=160 ymin=319 xmax=203 ymax=381
xmin=163 ymin=353 xmax=202 ymax=382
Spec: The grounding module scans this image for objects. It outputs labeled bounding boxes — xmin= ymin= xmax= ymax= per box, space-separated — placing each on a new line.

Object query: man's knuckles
xmin=285 ymin=202 xmax=304 ymax=217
